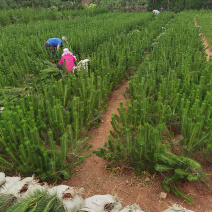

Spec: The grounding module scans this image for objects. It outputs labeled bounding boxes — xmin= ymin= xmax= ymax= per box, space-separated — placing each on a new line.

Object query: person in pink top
xmin=57 ymin=48 xmax=77 ymax=73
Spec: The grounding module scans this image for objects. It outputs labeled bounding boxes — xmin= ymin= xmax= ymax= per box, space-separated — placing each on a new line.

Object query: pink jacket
xmin=58 ymin=55 xmax=76 ymax=72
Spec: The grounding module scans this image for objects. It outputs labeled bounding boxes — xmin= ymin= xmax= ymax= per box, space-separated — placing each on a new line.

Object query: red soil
xmin=82 ymin=0 xmax=90 ymax=5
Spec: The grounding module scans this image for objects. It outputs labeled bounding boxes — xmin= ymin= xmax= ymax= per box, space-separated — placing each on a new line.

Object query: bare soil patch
xmin=82 ymin=0 xmax=91 ymax=5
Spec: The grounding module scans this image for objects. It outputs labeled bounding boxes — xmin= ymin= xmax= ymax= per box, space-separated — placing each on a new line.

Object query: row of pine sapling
xmin=0 ymin=12 xmax=153 ymax=88
xmin=89 ymin=12 xmax=174 ymax=88
xmin=1 ymin=10 xmax=171 ymax=102
xmin=0 ymin=7 xmax=110 ymax=27
xmin=0 ymin=99 xmax=91 ymax=181
xmin=0 ymin=11 xmax=143 ymax=88
xmin=0 ymin=13 xmax=173 ymax=181
xmin=0 ymin=12 xmax=158 ymax=103
xmin=94 ymin=11 xmax=212 ymax=203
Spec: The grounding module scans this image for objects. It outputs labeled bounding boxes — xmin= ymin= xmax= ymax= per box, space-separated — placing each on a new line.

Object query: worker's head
xmin=62 ymin=36 xmax=66 ymax=43
xmin=62 ymin=48 xmax=73 ymax=57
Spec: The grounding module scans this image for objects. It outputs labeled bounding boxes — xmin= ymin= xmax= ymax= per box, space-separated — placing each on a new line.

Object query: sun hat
xmin=62 ymin=48 xmax=73 ymax=57
xmin=62 ymin=36 xmax=67 ymax=41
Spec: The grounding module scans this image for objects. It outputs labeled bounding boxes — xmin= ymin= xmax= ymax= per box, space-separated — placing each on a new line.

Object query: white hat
xmin=62 ymin=48 xmax=73 ymax=57
xmin=62 ymin=36 xmax=66 ymax=41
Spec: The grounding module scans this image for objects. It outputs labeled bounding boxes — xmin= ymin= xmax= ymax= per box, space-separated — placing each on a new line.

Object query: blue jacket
xmin=47 ymin=38 xmax=62 ymax=47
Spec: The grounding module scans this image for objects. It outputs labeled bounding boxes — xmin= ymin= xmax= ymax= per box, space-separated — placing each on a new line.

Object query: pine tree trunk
xmin=167 ymin=0 xmax=170 ymax=11
xmin=31 ymin=1 xmax=34 ymax=10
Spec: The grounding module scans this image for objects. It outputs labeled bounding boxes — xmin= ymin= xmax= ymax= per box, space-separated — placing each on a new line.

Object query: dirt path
xmin=194 ymin=18 xmax=212 ymax=61
xmin=63 ymin=77 xmax=212 ymax=211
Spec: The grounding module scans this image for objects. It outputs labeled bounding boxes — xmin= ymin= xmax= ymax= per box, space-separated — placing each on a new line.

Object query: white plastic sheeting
xmin=0 ymin=173 xmax=195 ymax=212
xmin=119 ymin=204 xmax=144 ymax=212
xmin=0 ymin=175 xmax=48 ymax=198
xmin=80 ymin=194 xmax=122 ymax=212
xmin=162 ymin=204 xmax=194 ymax=212
xmin=21 ymin=184 xmax=48 ymax=198
xmin=0 ymin=176 xmax=24 ymax=197
xmin=49 ymin=185 xmax=85 ymax=212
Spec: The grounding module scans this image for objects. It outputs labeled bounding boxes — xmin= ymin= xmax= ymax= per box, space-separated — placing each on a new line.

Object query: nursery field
xmin=0 ymin=8 xmax=212 ymax=212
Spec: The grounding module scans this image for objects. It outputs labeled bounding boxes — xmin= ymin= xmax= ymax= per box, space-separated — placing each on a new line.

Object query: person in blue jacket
xmin=44 ymin=36 xmax=66 ymax=58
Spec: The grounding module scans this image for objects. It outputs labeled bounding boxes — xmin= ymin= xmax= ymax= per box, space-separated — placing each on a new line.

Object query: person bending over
xmin=57 ymin=48 xmax=77 ymax=73
xmin=44 ymin=36 xmax=66 ymax=59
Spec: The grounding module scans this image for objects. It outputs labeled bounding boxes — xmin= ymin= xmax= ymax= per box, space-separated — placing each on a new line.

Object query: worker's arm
xmin=57 ymin=44 xmax=60 ymax=51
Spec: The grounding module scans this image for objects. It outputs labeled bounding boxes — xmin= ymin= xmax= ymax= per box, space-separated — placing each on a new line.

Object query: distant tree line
xmin=0 ymin=0 xmax=212 ymax=10
xmin=147 ymin=0 xmax=212 ymax=12
xmin=90 ymin=0 xmax=148 ymax=12
xmin=203 ymin=0 xmax=212 ymax=9
xmin=90 ymin=0 xmax=212 ymax=12
xmin=0 ymin=0 xmax=83 ymax=10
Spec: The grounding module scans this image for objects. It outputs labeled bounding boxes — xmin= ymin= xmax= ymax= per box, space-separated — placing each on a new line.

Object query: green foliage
xmin=0 ymin=8 xmax=211 ymax=204
xmin=0 ymin=11 xmax=175 ymax=182
xmin=0 ymin=87 xmax=28 ymax=106
xmin=0 ymin=194 xmax=17 ymax=211
xmin=129 ymin=11 xmax=211 ymax=155
xmin=155 ymin=150 xmax=206 ymax=203
xmin=0 ymin=12 xmax=155 ymax=87
xmin=95 ymin=11 xmax=211 ymax=203
xmin=84 ymin=3 xmax=97 ymax=9
xmin=0 ymin=98 xmax=92 ymax=181
xmin=38 ymin=67 xmax=62 ymax=82
xmin=203 ymin=143 xmax=212 ymax=158
xmin=181 ymin=110 xmax=212 ymax=156
xmin=94 ymin=105 xmax=164 ymax=171
xmin=6 ymin=190 xmax=65 ymax=212
xmin=170 ymin=187 xmax=194 ymax=204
